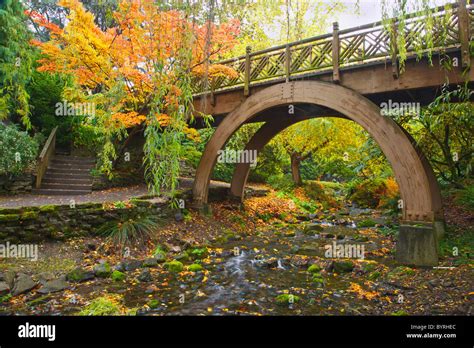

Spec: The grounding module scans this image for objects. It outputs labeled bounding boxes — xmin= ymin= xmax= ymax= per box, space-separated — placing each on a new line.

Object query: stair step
xmin=32 ymin=188 xmax=92 ymax=196
xmin=53 ymin=156 xmax=96 ymax=165
xmin=44 ymin=173 xmax=94 ymax=180
xmin=43 ymin=177 xmax=93 ymax=185
xmin=47 ymin=168 xmax=92 ymax=174
xmin=49 ymin=162 xmax=95 ymax=170
xmin=40 ymin=183 xmax=92 ymax=190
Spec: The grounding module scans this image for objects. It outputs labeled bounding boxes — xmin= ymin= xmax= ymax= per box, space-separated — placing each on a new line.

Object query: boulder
xmin=38 ymin=278 xmax=68 ymax=294
xmin=12 ymin=274 xmax=36 ymax=296
xmin=66 ymin=268 xmax=95 ymax=283
xmin=0 ymin=281 xmax=10 ymax=296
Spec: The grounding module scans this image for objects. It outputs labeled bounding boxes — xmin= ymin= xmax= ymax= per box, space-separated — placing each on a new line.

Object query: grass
xmin=98 ymin=214 xmax=163 ymax=247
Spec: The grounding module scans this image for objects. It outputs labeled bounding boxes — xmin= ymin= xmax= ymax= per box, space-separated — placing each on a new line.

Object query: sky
xmin=333 ymin=0 xmax=452 ymax=30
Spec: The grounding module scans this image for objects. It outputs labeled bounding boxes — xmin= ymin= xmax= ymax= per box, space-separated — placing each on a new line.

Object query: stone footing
xmin=396 ymin=223 xmax=439 ymax=267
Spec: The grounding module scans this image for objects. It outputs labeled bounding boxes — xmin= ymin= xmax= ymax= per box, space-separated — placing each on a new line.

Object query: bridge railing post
xmin=244 ymin=46 xmax=251 ymax=96
xmin=332 ymin=22 xmax=340 ymax=83
xmin=285 ymin=44 xmax=291 ymax=82
xmin=458 ymin=0 xmax=470 ymax=70
xmin=391 ymin=19 xmax=400 ymax=79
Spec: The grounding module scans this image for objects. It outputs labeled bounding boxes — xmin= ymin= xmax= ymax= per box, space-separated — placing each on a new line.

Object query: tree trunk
xmin=290 ymin=153 xmax=303 ymax=186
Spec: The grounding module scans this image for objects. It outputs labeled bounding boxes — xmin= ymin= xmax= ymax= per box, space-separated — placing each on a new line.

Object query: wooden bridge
xmin=191 ymin=1 xmax=474 ymax=266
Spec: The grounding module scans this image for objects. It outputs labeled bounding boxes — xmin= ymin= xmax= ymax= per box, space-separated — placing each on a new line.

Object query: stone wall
xmin=0 ymin=199 xmax=170 ymax=244
xmin=0 ymin=174 xmax=33 ymax=195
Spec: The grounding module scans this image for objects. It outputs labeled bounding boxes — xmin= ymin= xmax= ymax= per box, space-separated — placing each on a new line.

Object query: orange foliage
xmin=28 ymin=0 xmax=240 ymax=130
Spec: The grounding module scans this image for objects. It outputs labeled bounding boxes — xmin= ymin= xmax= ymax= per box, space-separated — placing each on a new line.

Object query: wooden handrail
xmin=36 ymin=126 xmax=58 ymax=189
xmin=195 ymin=1 xmax=472 ymax=95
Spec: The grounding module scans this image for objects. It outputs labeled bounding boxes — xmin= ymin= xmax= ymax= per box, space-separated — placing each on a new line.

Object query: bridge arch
xmin=193 ymin=81 xmax=442 ymax=225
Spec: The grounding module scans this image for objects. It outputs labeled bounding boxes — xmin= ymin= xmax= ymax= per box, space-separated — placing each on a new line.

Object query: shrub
xmin=347 ymin=178 xmax=399 ymax=209
xmin=267 ymin=174 xmax=295 ymax=192
xmin=457 ymin=185 xmax=474 ymax=209
xmin=0 ymin=123 xmax=39 ymax=176
xmin=98 ymin=214 xmax=162 ymax=247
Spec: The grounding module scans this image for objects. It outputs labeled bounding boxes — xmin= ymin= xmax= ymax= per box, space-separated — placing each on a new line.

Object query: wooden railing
xmin=35 ymin=126 xmax=58 ymax=189
xmin=193 ymin=1 xmax=473 ymax=95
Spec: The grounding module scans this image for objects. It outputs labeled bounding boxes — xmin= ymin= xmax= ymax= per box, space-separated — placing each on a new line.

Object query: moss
xmin=111 ymin=270 xmax=125 ymax=282
xmin=357 ymin=219 xmax=377 ymax=228
xmin=361 ymin=262 xmax=377 ymax=273
xmin=275 ymin=293 xmax=300 ymax=305
xmin=307 ymin=264 xmax=321 ymax=273
xmin=188 ymin=263 xmax=203 ymax=272
xmin=78 ymin=296 xmax=123 ymax=316
xmin=148 ymin=299 xmax=160 ymax=309
xmin=0 ymin=214 xmax=20 ymax=222
xmin=39 ymin=205 xmax=57 ymax=213
xmin=20 ymin=211 xmax=39 ymax=220
xmin=165 ymin=260 xmax=184 ymax=273
xmin=391 ymin=310 xmax=408 ymax=316
xmin=94 ymin=263 xmax=112 ymax=278
xmin=312 ymin=274 xmax=324 ymax=285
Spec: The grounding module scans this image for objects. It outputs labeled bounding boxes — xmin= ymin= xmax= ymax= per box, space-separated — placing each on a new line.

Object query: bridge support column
xmin=396 ymin=222 xmax=441 ymax=266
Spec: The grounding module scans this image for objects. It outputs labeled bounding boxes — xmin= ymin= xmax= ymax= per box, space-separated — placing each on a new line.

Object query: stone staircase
xmin=32 ymin=154 xmax=95 ymax=195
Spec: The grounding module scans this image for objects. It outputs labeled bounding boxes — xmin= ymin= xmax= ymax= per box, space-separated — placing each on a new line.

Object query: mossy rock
xmin=275 ymin=293 xmax=300 ymax=306
xmin=284 ymin=231 xmax=296 ymax=237
xmin=311 ymin=274 xmax=324 ymax=286
xmin=93 ymin=263 xmax=112 ymax=278
xmin=0 ymin=214 xmax=20 ymax=222
xmin=333 ymin=261 xmax=354 ymax=273
xmin=148 ymin=299 xmax=160 ymax=309
xmin=188 ymin=263 xmax=203 ymax=272
xmin=66 ymin=268 xmax=95 ymax=282
xmin=307 ymin=264 xmax=321 ymax=273
xmin=111 ymin=270 xmax=125 ymax=282
xmin=39 ymin=205 xmax=57 ymax=213
xmin=357 ymin=219 xmax=376 ymax=228
xmin=165 ymin=260 xmax=184 ymax=273
xmin=20 ymin=211 xmax=39 ymax=220
xmin=391 ymin=310 xmax=408 ymax=316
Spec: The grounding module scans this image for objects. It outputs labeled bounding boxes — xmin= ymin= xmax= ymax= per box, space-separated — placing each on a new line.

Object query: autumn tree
xmin=275 ymin=118 xmax=365 ymax=185
xmin=29 ymin=0 xmax=239 ymax=196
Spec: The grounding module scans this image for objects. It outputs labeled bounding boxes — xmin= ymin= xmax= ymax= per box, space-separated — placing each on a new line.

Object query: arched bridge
xmin=191 ymin=1 xmax=474 ymax=266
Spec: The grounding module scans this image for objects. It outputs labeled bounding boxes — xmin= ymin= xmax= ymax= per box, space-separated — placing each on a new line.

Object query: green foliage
xmin=28 ymin=71 xmax=74 ymax=148
xmin=357 ymin=219 xmax=377 ymax=228
xmin=0 ymin=0 xmax=34 ymax=127
xmin=456 ymin=185 xmax=474 ymax=209
xmin=189 ymin=247 xmax=208 ymax=260
xmin=98 ymin=214 xmax=162 ymax=247
xmin=267 ymin=174 xmax=296 ymax=192
xmin=0 ymin=123 xmax=39 ymax=176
